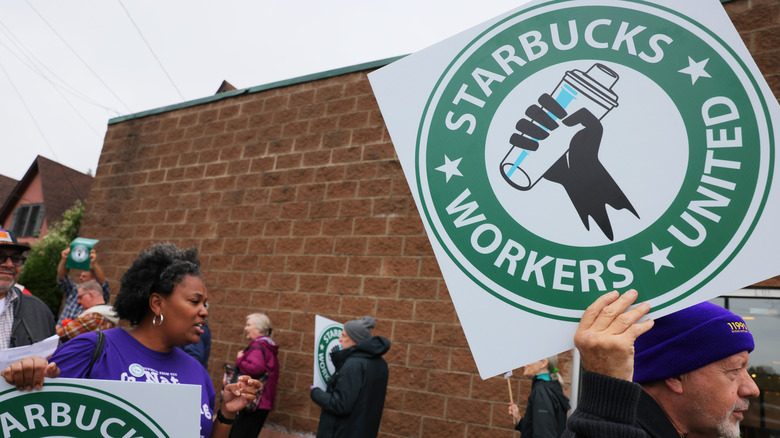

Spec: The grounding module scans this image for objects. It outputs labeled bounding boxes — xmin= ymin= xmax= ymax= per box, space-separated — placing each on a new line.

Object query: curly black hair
xmin=114 ymin=242 xmax=202 ymax=326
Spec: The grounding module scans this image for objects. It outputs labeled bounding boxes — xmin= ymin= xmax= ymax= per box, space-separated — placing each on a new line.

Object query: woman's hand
xmin=1 ymin=356 xmax=60 ymax=391
xmin=508 ymin=402 xmax=521 ymax=423
xmin=221 ymin=375 xmax=262 ymax=413
xmin=236 ymin=350 xmax=243 ymax=360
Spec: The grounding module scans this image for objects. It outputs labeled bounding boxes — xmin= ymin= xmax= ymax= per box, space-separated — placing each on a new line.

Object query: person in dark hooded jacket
xmin=508 ymin=355 xmax=570 ymax=437
xmin=310 ymin=316 xmax=390 ymax=438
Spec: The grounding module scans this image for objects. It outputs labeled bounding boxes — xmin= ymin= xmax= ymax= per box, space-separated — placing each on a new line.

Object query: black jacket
xmin=310 ymin=336 xmax=390 ymax=438
xmin=563 ymin=371 xmax=681 ymax=437
xmin=516 ymin=376 xmax=571 ymax=438
xmin=10 ymin=286 xmax=56 ymax=347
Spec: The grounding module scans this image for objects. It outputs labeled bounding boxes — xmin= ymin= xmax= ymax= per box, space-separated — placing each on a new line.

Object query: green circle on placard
xmin=417 ymin=1 xmax=774 ymax=321
xmin=0 ymin=383 xmax=169 ymax=437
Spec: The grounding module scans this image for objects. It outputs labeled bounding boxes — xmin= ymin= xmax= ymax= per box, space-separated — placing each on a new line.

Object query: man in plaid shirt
xmin=56 ymin=280 xmax=118 ymax=341
xmin=57 ymin=246 xmax=110 ymax=324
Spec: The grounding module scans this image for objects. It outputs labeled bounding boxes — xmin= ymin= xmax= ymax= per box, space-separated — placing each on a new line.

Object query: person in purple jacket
xmin=2 ymin=243 xmax=261 ymax=438
xmin=229 ymin=312 xmax=280 ymax=437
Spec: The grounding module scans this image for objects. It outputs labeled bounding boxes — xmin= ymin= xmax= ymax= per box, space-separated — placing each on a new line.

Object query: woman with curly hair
xmin=2 ymin=242 xmax=260 ymax=438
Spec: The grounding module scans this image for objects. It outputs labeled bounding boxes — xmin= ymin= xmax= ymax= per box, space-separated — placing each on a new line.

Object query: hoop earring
xmin=153 ymin=314 xmax=164 ymax=327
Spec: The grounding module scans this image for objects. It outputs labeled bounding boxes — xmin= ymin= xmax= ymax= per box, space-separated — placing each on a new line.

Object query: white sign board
xmin=313 ymin=315 xmax=343 ymax=390
xmin=0 ymin=377 xmax=200 ymax=437
xmin=369 ymin=0 xmax=780 ymax=378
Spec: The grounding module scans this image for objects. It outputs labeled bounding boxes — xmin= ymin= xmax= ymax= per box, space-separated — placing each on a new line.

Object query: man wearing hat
xmin=0 ymin=229 xmax=55 ymax=348
xmin=310 ymin=315 xmax=391 ymax=438
xmin=563 ymin=290 xmax=759 ymax=438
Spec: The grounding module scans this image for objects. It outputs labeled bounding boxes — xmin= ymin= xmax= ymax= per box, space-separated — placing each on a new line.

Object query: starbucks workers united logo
xmin=0 ymin=383 xmax=168 ymax=437
xmin=418 ymin=1 xmax=774 ymax=320
xmin=316 ymin=325 xmax=342 ymax=384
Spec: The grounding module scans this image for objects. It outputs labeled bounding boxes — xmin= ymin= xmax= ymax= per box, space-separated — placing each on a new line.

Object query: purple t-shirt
xmin=50 ymin=328 xmax=215 ymax=437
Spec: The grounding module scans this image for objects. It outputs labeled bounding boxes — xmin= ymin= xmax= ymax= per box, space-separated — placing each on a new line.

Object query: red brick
xmin=381 ymin=257 xmax=419 ymax=277
xmin=334 ymin=237 xmax=367 ymax=255
xmin=399 ymin=278 xmax=438 ymax=300
xmin=347 ymin=257 xmax=381 ymax=275
xmin=388 ymin=365 xmax=428 ymax=390
xmin=376 ymin=299 xmax=413 ymax=321
xmin=309 ymin=293 xmax=341 ymax=314
xmin=332 ymin=146 xmax=363 ymax=164
xmin=340 ymin=296 xmax=377 ymax=317
xmin=286 ymin=255 xmax=316 ymax=273
xmin=322 ymin=218 xmax=354 ymax=236
xmin=415 ymin=300 xmax=457 ymax=323
xmin=432 ymin=324 xmax=468 ymax=348
xmin=379 ymin=411 xmax=421 ymax=437
xmin=404 ymin=390 xmax=446 ymax=418
xmin=429 ymin=370 xmax=472 ymax=397
xmin=450 ymin=348 xmax=478 ymax=373
xmin=269 ymin=273 xmax=297 ymax=292
xmin=327 ymin=276 xmax=362 ymax=296
xmin=421 ymin=417 xmax=466 ymax=437
xmin=368 ymin=237 xmax=403 ymax=255
xmin=316 ymin=256 xmax=347 ymax=274
xmin=363 ymin=277 xmax=399 ymax=298
xmin=467 ymin=424 xmax=516 ymax=438
xmin=446 ymin=397 xmax=493 ymax=424
xmin=394 ymin=321 xmax=433 ymax=345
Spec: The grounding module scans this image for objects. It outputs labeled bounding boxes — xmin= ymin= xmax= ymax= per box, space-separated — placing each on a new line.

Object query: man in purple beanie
xmin=563 ymin=290 xmax=759 ymax=438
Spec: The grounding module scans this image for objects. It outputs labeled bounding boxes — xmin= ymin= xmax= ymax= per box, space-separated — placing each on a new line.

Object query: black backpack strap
xmin=85 ymin=331 xmax=106 ymax=378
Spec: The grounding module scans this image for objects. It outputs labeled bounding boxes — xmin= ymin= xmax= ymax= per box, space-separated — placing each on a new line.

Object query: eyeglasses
xmin=0 ymin=254 xmax=25 ymax=266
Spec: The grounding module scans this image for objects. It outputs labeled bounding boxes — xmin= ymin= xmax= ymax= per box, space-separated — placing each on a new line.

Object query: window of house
xmin=10 ymin=203 xmax=45 ymax=237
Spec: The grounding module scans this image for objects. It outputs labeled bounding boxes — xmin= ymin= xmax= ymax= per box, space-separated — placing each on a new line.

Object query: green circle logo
xmin=418 ymin=1 xmax=774 ymax=321
xmin=71 ymin=245 xmax=90 ymax=263
xmin=316 ymin=325 xmax=342 ymax=383
xmin=0 ymin=383 xmax=168 ymax=437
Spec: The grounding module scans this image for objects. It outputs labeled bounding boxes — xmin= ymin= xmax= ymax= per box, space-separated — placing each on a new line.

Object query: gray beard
xmin=0 ymin=281 xmax=15 ymax=297
xmin=692 ymin=399 xmax=745 ymax=438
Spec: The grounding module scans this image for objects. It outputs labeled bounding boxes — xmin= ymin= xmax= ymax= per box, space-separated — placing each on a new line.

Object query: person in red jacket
xmin=229 ymin=313 xmax=279 ymax=437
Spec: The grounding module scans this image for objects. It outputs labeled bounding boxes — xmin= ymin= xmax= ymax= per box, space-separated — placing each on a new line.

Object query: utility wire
xmin=0 ymin=61 xmax=86 ymax=200
xmin=23 ymin=0 xmax=132 ymax=113
xmin=117 ymin=0 xmax=186 ymax=101
xmin=0 ymin=22 xmax=121 ymax=117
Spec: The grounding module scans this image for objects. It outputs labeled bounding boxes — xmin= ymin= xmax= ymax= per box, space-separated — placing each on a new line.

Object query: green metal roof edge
xmin=108 ymin=55 xmax=407 ymax=125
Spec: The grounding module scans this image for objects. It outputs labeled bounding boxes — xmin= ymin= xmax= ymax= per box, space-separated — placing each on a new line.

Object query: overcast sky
xmin=0 ymin=0 xmax=528 ymax=180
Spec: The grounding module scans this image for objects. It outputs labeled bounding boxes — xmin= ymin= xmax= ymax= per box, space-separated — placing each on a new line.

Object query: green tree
xmin=18 ymin=200 xmax=84 ymax=316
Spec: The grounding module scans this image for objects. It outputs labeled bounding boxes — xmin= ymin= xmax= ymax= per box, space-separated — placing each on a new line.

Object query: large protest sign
xmin=369 ymin=0 xmax=780 ymax=378
xmin=0 ymin=378 xmax=200 ymax=437
xmin=313 ymin=315 xmax=344 ymax=390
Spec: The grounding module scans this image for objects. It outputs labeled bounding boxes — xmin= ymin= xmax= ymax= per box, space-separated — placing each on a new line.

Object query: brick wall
xmin=79 ymin=0 xmax=778 ymax=436
xmin=83 ymin=70 xmax=568 ymax=436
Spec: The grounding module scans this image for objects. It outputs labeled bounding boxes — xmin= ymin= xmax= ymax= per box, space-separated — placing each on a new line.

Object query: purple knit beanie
xmin=633 ymin=301 xmax=754 ymax=384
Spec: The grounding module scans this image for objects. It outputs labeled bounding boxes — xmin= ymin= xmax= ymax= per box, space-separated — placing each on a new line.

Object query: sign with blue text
xmin=0 ymin=378 xmax=200 ymax=437
xmin=369 ymin=0 xmax=780 ymax=378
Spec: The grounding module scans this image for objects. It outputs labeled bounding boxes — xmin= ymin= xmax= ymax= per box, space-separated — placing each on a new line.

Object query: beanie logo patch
xmin=727 ymin=321 xmax=749 ymax=333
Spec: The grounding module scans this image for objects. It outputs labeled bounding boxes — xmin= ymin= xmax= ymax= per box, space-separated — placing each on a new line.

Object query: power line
xmin=0 ymin=20 xmax=121 ymax=117
xmin=117 ymin=0 xmax=186 ymax=101
xmin=0 ymin=61 xmax=85 ymax=199
xmin=23 ymin=0 xmax=132 ymax=113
